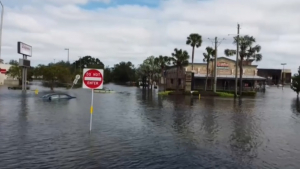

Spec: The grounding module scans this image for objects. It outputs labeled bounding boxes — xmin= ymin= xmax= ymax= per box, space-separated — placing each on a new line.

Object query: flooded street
xmin=0 ymin=84 xmax=300 ymax=169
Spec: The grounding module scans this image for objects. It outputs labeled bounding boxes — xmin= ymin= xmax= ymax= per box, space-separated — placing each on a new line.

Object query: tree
xmin=112 ymin=61 xmax=136 ymax=83
xmin=154 ymin=55 xmax=170 ymax=90
xmin=291 ymin=67 xmax=300 ymax=97
xmin=9 ymin=60 xmax=19 ymax=65
xmin=224 ymin=35 xmax=262 ymax=96
xmin=72 ymin=56 xmax=104 ymax=71
xmin=203 ymin=47 xmax=215 ymax=91
xmin=5 ymin=59 xmax=34 ymax=85
xmin=104 ymin=66 xmax=113 ymax=84
xmin=6 ymin=64 xmax=22 ymax=85
xmin=170 ymin=48 xmax=190 ymax=91
xmin=142 ymin=56 xmax=158 ymax=89
xmin=186 ymin=33 xmax=202 ymax=71
xmin=39 ymin=63 xmax=71 ymax=90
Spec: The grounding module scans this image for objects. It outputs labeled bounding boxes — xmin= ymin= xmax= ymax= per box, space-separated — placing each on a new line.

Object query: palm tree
xmin=142 ymin=56 xmax=158 ymax=89
xmin=170 ymin=48 xmax=190 ymax=91
xmin=203 ymin=46 xmax=215 ymax=91
xmin=225 ymin=35 xmax=262 ymax=96
xmin=154 ymin=55 xmax=170 ymax=91
xmin=186 ymin=33 xmax=202 ymax=71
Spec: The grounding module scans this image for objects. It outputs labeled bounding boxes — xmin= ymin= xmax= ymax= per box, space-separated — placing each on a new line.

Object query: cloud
xmin=1 ymin=0 xmax=300 ymax=73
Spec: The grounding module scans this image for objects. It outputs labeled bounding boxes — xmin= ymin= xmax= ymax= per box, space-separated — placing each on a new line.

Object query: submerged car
xmin=42 ymin=93 xmax=76 ymax=101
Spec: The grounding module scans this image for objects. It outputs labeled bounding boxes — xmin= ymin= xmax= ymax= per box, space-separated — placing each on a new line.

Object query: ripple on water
xmin=0 ymin=85 xmax=300 ymax=168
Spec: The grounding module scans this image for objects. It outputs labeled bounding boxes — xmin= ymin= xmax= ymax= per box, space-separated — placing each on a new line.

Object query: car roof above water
xmin=42 ymin=93 xmax=70 ymax=97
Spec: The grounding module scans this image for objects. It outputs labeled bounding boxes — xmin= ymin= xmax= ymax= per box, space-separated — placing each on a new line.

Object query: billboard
xmin=17 ymin=42 xmax=32 ymax=56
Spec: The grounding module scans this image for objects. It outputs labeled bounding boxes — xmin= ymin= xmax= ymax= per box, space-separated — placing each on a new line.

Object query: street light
xmin=65 ymin=48 xmax=69 ymax=63
xmin=281 ymin=63 xmax=286 ymax=90
xmin=0 ymin=1 xmax=4 ymax=63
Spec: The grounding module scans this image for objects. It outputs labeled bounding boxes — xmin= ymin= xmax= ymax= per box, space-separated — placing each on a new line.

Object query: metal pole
xmin=0 ymin=2 xmax=4 ymax=62
xmin=281 ymin=63 xmax=286 ymax=90
xmin=213 ymin=37 xmax=218 ymax=92
xmin=282 ymin=64 xmax=284 ymax=90
xmin=68 ymin=49 xmax=69 ymax=63
xmin=24 ymin=55 xmax=27 ymax=91
xmin=89 ymin=89 xmax=94 ymax=132
xmin=235 ymin=24 xmax=240 ymax=97
xmin=22 ymin=55 xmax=25 ymax=91
xmin=65 ymin=48 xmax=69 ymax=63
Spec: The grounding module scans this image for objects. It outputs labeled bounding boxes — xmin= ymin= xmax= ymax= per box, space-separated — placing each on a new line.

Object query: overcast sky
xmin=1 ymin=0 xmax=299 ymax=73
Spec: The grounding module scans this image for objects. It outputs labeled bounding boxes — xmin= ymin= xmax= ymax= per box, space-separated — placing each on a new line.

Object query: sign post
xmin=17 ymin=42 xmax=32 ymax=92
xmin=71 ymin=74 xmax=80 ymax=89
xmin=82 ymin=68 xmax=104 ymax=132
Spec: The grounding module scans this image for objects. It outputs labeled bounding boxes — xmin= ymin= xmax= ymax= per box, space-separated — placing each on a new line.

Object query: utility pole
xmin=208 ymin=37 xmax=225 ymax=92
xmin=214 ymin=37 xmax=218 ymax=92
xmin=0 ymin=1 xmax=4 ymax=63
xmin=65 ymin=48 xmax=69 ymax=63
xmin=235 ymin=24 xmax=240 ymax=97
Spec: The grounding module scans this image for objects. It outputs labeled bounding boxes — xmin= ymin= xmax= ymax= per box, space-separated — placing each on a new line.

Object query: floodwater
xmin=0 ymin=83 xmax=300 ymax=169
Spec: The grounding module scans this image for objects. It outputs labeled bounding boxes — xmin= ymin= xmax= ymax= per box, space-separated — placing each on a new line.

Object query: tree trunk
xmin=176 ymin=66 xmax=179 ymax=92
xmin=192 ymin=46 xmax=195 ymax=71
xmin=205 ymin=62 xmax=209 ymax=91
xmin=50 ymin=80 xmax=54 ymax=91
xmin=239 ymin=58 xmax=243 ymax=97
xmin=161 ymin=69 xmax=164 ymax=89
xmin=211 ymin=60 xmax=214 ymax=90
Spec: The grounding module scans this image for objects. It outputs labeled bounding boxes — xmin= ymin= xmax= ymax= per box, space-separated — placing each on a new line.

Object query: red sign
xmin=0 ymin=68 xmax=6 ymax=74
xmin=83 ymin=69 xmax=103 ymax=89
xmin=217 ymin=62 xmax=229 ymax=67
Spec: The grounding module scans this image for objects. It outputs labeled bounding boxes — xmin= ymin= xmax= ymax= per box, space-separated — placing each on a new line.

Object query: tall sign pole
xmin=235 ymin=24 xmax=240 ymax=97
xmin=82 ymin=68 xmax=104 ymax=132
xmin=18 ymin=42 xmax=32 ymax=92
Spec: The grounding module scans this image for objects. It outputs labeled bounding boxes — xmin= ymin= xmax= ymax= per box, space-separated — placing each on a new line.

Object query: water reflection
xmin=200 ymin=98 xmax=219 ymax=145
xmin=229 ymin=99 xmax=260 ymax=166
xmin=0 ymin=85 xmax=300 ymax=168
xmin=291 ymin=97 xmax=300 ymax=114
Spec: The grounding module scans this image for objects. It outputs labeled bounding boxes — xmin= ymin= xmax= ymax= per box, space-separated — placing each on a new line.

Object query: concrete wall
xmin=0 ymin=63 xmax=12 ymax=85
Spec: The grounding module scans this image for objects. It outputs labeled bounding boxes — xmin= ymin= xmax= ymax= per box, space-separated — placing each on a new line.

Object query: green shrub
xmin=242 ymin=91 xmax=256 ymax=96
xmin=216 ymin=90 xmax=256 ymax=97
xmin=215 ymin=92 xmax=234 ymax=97
xmin=158 ymin=91 xmax=173 ymax=95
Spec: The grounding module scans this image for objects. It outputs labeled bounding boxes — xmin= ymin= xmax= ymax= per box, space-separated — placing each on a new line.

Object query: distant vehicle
xmin=94 ymin=87 xmax=116 ymax=93
xmin=42 ymin=93 xmax=76 ymax=101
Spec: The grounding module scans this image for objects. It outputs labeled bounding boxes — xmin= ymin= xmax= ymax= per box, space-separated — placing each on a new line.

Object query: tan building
xmin=165 ymin=57 xmax=266 ymax=91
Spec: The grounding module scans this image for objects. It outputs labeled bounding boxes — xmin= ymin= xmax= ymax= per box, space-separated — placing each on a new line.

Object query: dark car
xmin=42 ymin=93 xmax=76 ymax=101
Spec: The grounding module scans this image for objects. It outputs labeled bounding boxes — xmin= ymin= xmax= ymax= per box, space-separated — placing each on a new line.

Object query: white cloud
xmin=1 ymin=0 xmax=300 ymax=73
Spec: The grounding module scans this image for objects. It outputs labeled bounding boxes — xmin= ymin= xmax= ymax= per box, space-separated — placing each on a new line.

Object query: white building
xmin=0 ymin=63 xmax=12 ymax=85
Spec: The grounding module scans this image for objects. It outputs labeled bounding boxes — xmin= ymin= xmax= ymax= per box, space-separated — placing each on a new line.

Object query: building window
xmin=178 ymin=79 xmax=181 ymax=85
xmin=171 ymin=79 xmax=173 ymax=84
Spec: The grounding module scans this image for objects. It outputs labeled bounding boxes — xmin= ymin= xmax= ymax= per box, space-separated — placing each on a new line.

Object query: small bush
xmin=215 ymin=92 xmax=234 ymax=97
xmin=242 ymin=91 xmax=256 ymax=96
xmin=158 ymin=91 xmax=173 ymax=95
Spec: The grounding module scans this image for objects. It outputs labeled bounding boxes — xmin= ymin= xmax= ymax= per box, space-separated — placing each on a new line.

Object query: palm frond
xmin=224 ymin=49 xmax=236 ymax=56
